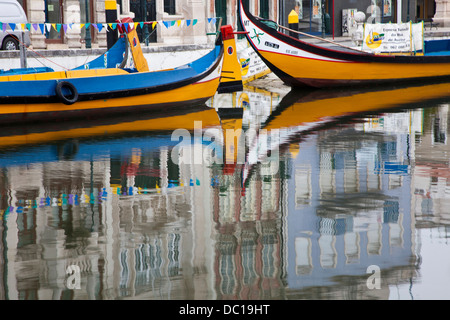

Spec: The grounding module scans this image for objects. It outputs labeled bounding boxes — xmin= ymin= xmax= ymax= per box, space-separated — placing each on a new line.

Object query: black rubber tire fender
xmin=55 ymin=81 xmax=78 ymax=105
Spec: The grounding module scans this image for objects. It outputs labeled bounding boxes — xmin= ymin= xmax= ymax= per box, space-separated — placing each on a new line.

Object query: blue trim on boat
xmin=72 ymin=35 xmax=128 ymax=70
xmin=0 ymin=67 xmax=55 ymax=75
xmin=425 ymin=51 xmax=450 ymax=56
xmin=425 ymin=39 xmax=450 ymax=54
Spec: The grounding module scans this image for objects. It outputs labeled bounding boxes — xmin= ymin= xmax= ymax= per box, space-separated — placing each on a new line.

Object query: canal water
xmin=1 ymin=79 xmax=450 ymax=301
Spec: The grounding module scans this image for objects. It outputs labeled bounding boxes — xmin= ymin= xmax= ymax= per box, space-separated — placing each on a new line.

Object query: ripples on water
xmin=1 ymin=81 xmax=450 ymax=300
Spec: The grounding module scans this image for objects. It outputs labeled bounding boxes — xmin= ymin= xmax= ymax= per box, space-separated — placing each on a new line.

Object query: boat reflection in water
xmin=1 ymin=81 xmax=450 ymax=300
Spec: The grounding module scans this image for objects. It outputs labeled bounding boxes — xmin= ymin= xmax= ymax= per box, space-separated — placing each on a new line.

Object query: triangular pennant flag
xmin=92 ymin=23 xmax=98 ymax=30
xmin=45 ymin=23 xmax=52 ymax=32
xmin=193 ymin=19 xmax=198 ymax=26
xmin=152 ymin=21 xmax=157 ymax=29
xmin=63 ymin=24 xmax=68 ymax=33
xmin=21 ymin=23 xmax=26 ymax=31
xmin=177 ymin=20 xmax=181 ymax=27
xmin=0 ymin=23 xmax=4 ymax=32
xmin=163 ymin=21 xmax=170 ymax=29
xmin=208 ymin=18 xmax=212 ymax=23
xmin=210 ymin=17 xmax=217 ymax=25
xmin=9 ymin=23 xmax=16 ymax=31
xmin=170 ymin=20 xmax=176 ymax=27
xmin=123 ymin=22 xmax=129 ymax=30
xmin=139 ymin=21 xmax=144 ymax=29
xmin=56 ymin=24 xmax=61 ymax=32
xmin=39 ymin=23 xmax=45 ymax=34
xmin=69 ymin=23 xmax=74 ymax=29
xmin=102 ymin=23 xmax=108 ymax=31
xmin=134 ymin=22 xmax=139 ymax=29
xmin=25 ymin=23 xmax=31 ymax=31
xmin=186 ymin=19 xmax=191 ymax=27
xmin=85 ymin=23 xmax=90 ymax=30
xmin=51 ymin=23 xmax=56 ymax=31
xmin=32 ymin=23 xmax=38 ymax=31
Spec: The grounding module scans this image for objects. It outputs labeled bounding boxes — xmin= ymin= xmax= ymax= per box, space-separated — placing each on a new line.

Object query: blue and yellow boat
xmin=0 ymin=19 xmax=231 ymax=123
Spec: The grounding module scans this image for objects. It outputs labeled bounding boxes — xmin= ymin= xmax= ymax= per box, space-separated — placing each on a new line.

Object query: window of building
xmin=215 ymin=0 xmax=227 ymax=26
xmin=164 ymin=0 xmax=176 ymax=15
xmin=294 ymin=0 xmax=336 ymax=35
xmin=130 ymin=0 xmax=157 ymax=43
xmin=80 ymin=0 xmax=94 ymax=47
xmin=260 ymin=0 xmax=269 ymax=19
xmin=44 ymin=0 xmax=64 ymax=43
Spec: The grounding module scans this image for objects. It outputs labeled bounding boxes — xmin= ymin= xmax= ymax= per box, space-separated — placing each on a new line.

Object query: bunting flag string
xmin=0 ymin=17 xmax=218 ymax=35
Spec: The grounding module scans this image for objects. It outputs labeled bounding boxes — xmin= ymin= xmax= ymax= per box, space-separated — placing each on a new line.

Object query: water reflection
xmin=1 ymin=81 xmax=450 ymax=300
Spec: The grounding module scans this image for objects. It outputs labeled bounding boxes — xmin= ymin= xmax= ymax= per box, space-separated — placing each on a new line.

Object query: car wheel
xmin=2 ymin=37 xmax=19 ymax=50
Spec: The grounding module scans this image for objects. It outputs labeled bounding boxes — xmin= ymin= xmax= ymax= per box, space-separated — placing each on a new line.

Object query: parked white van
xmin=0 ymin=0 xmax=31 ymax=50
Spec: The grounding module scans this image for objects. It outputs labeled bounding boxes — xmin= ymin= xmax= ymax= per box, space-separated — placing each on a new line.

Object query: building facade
xmin=15 ymin=0 xmax=220 ymax=49
xmin=17 ymin=0 xmax=108 ymax=49
xmin=281 ymin=0 xmax=442 ymax=37
xmin=11 ymin=0 xmax=450 ymax=49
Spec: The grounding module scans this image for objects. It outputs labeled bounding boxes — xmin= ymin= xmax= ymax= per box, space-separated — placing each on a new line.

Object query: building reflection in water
xmin=1 ymin=83 xmax=450 ymax=300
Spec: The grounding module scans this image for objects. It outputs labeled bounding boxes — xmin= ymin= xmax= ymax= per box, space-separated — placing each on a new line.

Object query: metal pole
xmin=85 ymin=0 xmax=91 ymax=48
xmin=407 ymin=0 xmax=410 ymax=21
xmin=19 ymin=32 xmax=27 ymax=68
xmin=321 ymin=0 xmax=325 ymax=37
xmin=143 ymin=0 xmax=149 ymax=46
xmin=332 ymin=0 xmax=334 ymax=39
xmin=288 ymin=10 xmax=299 ymax=38
xmin=106 ymin=0 xmax=118 ymax=49
xmin=309 ymin=0 xmax=312 ymax=33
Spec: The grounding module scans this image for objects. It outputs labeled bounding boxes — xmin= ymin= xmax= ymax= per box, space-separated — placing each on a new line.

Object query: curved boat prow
xmin=118 ymin=17 xmax=150 ymax=72
xmin=72 ymin=34 xmax=128 ymax=71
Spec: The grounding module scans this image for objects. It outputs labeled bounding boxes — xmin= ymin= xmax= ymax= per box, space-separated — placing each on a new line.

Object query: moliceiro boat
xmin=238 ymin=0 xmax=450 ymax=88
xmin=0 ymin=19 xmax=235 ymax=123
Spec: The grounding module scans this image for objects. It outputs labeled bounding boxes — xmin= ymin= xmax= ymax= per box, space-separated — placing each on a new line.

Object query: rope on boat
xmin=4 ymin=29 xmax=71 ymax=71
xmin=265 ymin=20 xmax=368 ymax=54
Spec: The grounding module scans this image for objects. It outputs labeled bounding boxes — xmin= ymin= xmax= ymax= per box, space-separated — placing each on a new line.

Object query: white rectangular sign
xmin=362 ymin=22 xmax=423 ymax=53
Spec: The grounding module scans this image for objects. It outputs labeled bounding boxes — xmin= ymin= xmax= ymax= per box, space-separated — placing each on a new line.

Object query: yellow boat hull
xmin=0 ymin=76 xmax=221 ymax=123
